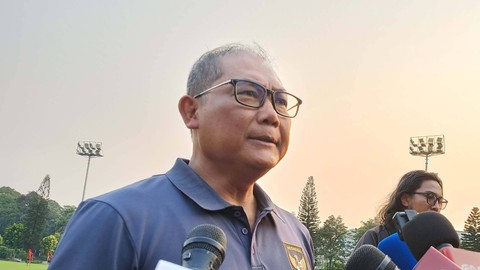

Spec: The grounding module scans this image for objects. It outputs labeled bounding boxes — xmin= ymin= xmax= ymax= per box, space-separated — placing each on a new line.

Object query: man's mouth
xmin=251 ymin=136 xmax=278 ymax=145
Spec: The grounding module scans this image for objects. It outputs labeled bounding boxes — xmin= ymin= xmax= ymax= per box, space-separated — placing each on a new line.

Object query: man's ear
xmin=178 ymin=95 xmax=199 ymax=129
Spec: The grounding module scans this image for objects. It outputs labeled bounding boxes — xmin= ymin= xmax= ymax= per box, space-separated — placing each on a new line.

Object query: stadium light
xmin=409 ymin=135 xmax=445 ymax=171
xmin=77 ymin=141 xmax=103 ymax=201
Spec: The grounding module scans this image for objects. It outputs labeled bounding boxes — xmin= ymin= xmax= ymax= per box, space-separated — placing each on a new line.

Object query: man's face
xmin=194 ymin=53 xmax=292 ymax=172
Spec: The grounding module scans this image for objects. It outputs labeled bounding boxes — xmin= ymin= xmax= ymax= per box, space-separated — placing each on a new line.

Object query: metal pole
xmin=425 ymin=154 xmax=429 ymax=171
xmin=81 ymin=155 xmax=92 ymax=201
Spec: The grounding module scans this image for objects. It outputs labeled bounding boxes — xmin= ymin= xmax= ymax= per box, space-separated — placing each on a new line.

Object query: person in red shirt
xmin=26 ymin=248 xmax=33 ymax=266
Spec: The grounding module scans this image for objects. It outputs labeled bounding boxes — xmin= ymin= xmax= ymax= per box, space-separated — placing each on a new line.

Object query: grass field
xmin=0 ymin=260 xmax=48 ymax=270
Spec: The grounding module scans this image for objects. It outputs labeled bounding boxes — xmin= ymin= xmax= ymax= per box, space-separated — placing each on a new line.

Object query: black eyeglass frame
xmin=193 ymin=79 xmax=303 ymax=118
xmin=410 ymin=192 xmax=448 ymax=209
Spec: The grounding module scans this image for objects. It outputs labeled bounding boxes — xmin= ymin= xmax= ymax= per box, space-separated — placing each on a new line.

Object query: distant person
xmin=48 ymin=43 xmax=314 ymax=270
xmin=353 ymin=170 xmax=447 ymax=251
xmin=26 ymin=248 xmax=33 ymax=266
xmin=47 ymin=251 xmax=53 ymax=264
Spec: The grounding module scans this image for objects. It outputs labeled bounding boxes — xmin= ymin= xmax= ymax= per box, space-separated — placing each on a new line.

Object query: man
xmin=49 ymin=43 xmax=314 ymax=270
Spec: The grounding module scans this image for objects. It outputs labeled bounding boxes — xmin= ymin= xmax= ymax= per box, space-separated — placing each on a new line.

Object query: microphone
xmin=402 ymin=211 xmax=460 ymax=260
xmin=402 ymin=211 xmax=480 ymax=269
xmin=345 ymin=244 xmax=399 ymax=270
xmin=181 ymin=224 xmax=227 ymax=270
xmin=378 ymin=232 xmax=417 ymax=270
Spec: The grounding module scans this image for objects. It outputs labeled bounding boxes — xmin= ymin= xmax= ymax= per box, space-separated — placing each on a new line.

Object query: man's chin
xmin=250 ymin=156 xmax=280 ymax=171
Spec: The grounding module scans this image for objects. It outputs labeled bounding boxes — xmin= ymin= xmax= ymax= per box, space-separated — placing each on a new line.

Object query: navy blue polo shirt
xmin=49 ymin=159 xmax=314 ymax=270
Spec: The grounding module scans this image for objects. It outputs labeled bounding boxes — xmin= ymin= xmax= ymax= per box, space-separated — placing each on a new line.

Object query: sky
xmin=1 ymin=1 xmax=480 ymax=231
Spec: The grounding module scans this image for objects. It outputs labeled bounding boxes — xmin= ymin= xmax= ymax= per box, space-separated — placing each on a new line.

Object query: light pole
xmin=77 ymin=141 xmax=103 ymax=201
xmin=409 ymin=135 xmax=445 ymax=171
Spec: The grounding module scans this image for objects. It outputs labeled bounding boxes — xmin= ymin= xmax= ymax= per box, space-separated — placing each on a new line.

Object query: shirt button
xmin=241 ymin=228 xmax=249 ymax=235
xmin=234 ymin=211 xmax=242 ymax=217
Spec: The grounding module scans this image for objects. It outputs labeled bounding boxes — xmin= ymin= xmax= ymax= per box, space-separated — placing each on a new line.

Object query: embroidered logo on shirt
xmin=283 ymin=242 xmax=308 ymax=270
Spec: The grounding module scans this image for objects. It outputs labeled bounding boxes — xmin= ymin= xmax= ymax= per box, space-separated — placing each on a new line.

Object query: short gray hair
xmin=186 ymin=42 xmax=274 ymax=96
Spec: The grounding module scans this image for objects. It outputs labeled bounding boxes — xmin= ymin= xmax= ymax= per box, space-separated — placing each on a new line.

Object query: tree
xmin=297 ymin=176 xmax=321 ymax=239
xmin=55 ymin=205 xmax=76 ymax=234
xmin=0 ymin=186 xmax=22 ymax=233
xmin=43 ymin=200 xmax=64 ymax=236
xmin=37 ymin=174 xmax=51 ymax=199
xmin=41 ymin=234 xmax=58 ymax=258
xmin=461 ymin=207 xmax=480 ymax=251
xmin=351 ymin=218 xmax=379 ymax=244
xmin=23 ymin=192 xmax=49 ymax=252
xmin=0 ymin=186 xmax=76 ymax=239
xmin=316 ymin=215 xmax=350 ymax=270
xmin=4 ymin=223 xmax=24 ymax=258
xmin=23 ymin=175 xmax=51 ymax=253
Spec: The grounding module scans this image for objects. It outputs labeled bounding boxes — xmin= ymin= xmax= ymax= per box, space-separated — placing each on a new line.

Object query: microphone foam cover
xmin=402 ymin=211 xmax=459 ymax=260
xmin=182 ymin=224 xmax=227 ymax=262
xmin=345 ymin=244 xmax=396 ymax=270
xmin=378 ymin=233 xmax=417 ymax=270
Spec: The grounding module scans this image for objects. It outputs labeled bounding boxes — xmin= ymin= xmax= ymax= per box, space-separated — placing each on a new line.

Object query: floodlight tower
xmin=409 ymin=135 xmax=445 ymax=171
xmin=77 ymin=141 xmax=103 ymax=201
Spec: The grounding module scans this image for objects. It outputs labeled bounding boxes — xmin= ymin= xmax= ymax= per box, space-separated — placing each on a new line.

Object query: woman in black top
xmin=353 ymin=170 xmax=447 ymax=251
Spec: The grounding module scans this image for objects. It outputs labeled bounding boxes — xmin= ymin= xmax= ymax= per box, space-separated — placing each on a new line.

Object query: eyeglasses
xmin=411 ymin=192 xmax=448 ymax=210
xmin=193 ymin=79 xmax=303 ymax=118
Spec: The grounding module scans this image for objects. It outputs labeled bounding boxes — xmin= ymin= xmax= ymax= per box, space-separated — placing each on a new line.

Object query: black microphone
xmin=345 ymin=244 xmax=399 ymax=270
xmin=402 ymin=211 xmax=460 ymax=260
xmin=181 ymin=224 xmax=227 ymax=270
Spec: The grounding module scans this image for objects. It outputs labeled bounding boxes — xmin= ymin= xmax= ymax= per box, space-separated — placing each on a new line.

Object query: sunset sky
xmin=2 ymin=1 xmax=480 ymax=231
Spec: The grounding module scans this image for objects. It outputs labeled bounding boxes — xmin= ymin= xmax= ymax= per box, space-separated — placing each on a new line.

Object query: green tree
xmin=41 ymin=234 xmax=58 ymax=258
xmin=461 ymin=207 xmax=480 ymax=251
xmin=297 ymin=176 xmax=321 ymax=239
xmin=316 ymin=215 xmax=350 ymax=270
xmin=0 ymin=186 xmax=77 ymax=240
xmin=53 ymin=232 xmax=61 ymax=243
xmin=23 ymin=192 xmax=49 ymax=252
xmin=55 ymin=205 xmax=76 ymax=234
xmin=0 ymin=186 xmax=22 ymax=233
xmin=352 ymin=218 xmax=379 ymax=244
xmin=4 ymin=223 xmax=24 ymax=258
xmin=44 ymin=199 xmax=64 ymax=236
xmin=0 ymin=233 xmax=3 ymax=245
xmin=23 ymin=175 xmax=51 ymax=253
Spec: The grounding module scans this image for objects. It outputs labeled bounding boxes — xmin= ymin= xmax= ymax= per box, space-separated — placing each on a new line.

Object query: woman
xmin=353 ymin=170 xmax=448 ymax=250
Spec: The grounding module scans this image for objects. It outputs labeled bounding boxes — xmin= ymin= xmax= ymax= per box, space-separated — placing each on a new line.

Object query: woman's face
xmin=401 ymin=180 xmax=444 ymax=213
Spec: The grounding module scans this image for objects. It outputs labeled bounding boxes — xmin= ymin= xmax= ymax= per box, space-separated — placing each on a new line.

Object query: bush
xmin=0 ymin=246 xmax=27 ymax=261
xmin=0 ymin=246 xmax=13 ymax=259
xmin=17 ymin=249 xmax=27 ymax=261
